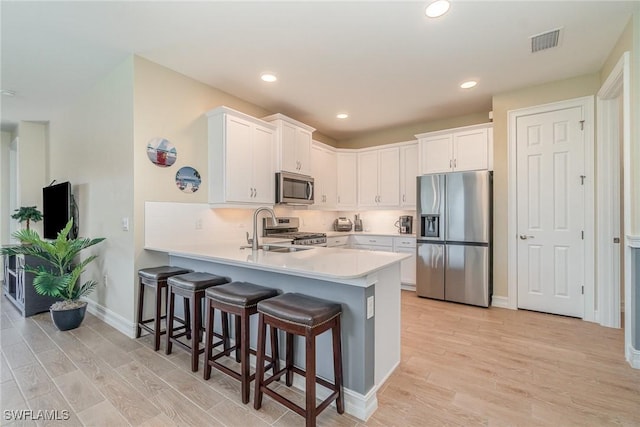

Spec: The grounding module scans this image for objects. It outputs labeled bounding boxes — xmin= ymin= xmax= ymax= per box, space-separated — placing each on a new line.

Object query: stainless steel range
xmin=263 ymin=217 xmax=327 ymax=246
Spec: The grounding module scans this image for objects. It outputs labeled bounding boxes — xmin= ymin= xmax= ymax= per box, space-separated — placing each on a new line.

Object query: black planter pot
xmin=50 ymin=303 xmax=87 ymax=331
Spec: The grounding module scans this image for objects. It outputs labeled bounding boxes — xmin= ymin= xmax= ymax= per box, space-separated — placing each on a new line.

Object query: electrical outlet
xmin=195 ymin=218 xmax=203 ymax=230
xmin=103 ymin=274 xmax=108 ymax=287
xmin=366 ymin=296 xmax=374 ymax=319
xmin=121 ymin=217 xmax=129 ymax=231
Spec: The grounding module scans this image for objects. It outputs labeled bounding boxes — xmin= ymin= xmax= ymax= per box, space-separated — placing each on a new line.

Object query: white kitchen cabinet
xmin=263 ymin=114 xmax=314 ymax=175
xmin=350 ymin=235 xmax=394 ymax=251
xmin=393 ymin=237 xmax=416 ymax=287
xmin=357 ymin=147 xmax=400 ymax=208
xmin=336 ymin=151 xmax=358 ymax=209
xmin=311 ymin=142 xmax=337 ymax=209
xmin=400 ymin=142 xmax=418 ymax=208
xmin=417 ymin=123 xmax=492 ymax=175
xmin=326 ymin=235 xmax=349 ymax=248
xmin=207 ymin=106 xmax=276 ymax=206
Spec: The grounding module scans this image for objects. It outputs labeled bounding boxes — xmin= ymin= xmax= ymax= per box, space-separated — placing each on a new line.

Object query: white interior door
xmin=516 ymin=106 xmax=585 ymax=317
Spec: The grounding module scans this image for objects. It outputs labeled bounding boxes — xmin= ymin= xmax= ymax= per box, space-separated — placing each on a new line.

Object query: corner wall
xmin=490 ymin=73 xmax=601 ymax=299
xmin=48 ymin=57 xmax=135 ymax=326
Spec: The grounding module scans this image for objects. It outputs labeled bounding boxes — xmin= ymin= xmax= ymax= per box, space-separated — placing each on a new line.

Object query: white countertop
xmin=145 ymin=241 xmax=409 ymax=286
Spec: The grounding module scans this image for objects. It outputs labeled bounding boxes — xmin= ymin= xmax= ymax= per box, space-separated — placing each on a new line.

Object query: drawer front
xmin=326 ymin=236 xmax=349 ymax=247
xmin=350 ymin=235 xmax=394 ymax=247
xmin=393 ymin=237 xmax=416 ymax=249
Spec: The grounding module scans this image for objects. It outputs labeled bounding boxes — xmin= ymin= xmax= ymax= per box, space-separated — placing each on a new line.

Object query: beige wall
xmin=16 ymin=121 xmax=48 ymax=236
xmin=491 ymin=73 xmax=601 ymax=298
xmin=48 ymin=57 xmax=135 ymax=323
xmin=338 ymin=112 xmax=490 ymax=149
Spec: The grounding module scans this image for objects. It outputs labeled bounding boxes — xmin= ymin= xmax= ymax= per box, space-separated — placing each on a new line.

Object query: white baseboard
xmin=400 ymin=284 xmax=416 ymax=292
xmin=290 ymin=373 xmax=378 ymax=421
xmin=627 ymin=345 xmax=640 ymax=369
xmin=83 ymin=298 xmax=137 ymax=338
xmin=491 ymin=295 xmax=510 ymax=309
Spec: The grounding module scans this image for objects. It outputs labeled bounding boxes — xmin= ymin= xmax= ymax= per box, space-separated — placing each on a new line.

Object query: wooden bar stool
xmin=136 ymin=266 xmax=192 ymax=351
xmin=166 ymin=272 xmax=230 ymax=371
xmin=203 ymin=281 xmax=280 ymax=404
xmin=253 ymin=293 xmax=344 ymax=427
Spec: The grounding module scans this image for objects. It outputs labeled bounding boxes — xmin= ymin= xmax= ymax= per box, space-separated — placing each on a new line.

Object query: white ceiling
xmin=1 ymin=1 xmax=637 ymax=140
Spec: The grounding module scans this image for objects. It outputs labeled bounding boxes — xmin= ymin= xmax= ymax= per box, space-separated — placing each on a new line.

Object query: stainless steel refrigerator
xmin=416 ymin=171 xmax=492 ymax=307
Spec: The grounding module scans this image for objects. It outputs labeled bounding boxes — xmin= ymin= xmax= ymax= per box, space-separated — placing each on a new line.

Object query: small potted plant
xmin=11 ymin=206 xmax=43 ymax=231
xmin=0 ymin=218 xmax=105 ymax=331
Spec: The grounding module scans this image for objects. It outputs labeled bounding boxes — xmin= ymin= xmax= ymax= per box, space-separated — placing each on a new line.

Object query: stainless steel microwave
xmin=276 ymin=171 xmax=314 ymax=205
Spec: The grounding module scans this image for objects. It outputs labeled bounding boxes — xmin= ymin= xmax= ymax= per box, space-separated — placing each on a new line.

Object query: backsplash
xmin=144 ymin=202 xmax=417 ymax=249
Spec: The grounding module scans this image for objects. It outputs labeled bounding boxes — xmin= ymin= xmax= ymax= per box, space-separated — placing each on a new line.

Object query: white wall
xmin=15 ymin=122 xmax=47 ymax=236
xmin=48 ymin=57 xmax=135 ymax=325
xmin=0 ymin=131 xmax=11 ymax=247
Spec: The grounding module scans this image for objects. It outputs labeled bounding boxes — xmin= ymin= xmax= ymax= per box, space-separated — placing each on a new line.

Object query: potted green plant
xmin=0 ymin=218 xmax=105 ymax=330
xmin=11 ymin=206 xmax=43 ymax=231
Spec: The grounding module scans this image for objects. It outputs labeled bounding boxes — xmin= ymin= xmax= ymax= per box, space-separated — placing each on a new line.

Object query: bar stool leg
xmin=285 ymin=332 xmax=294 ymax=387
xmin=136 ymin=278 xmax=144 ymax=338
xmin=305 ymin=328 xmax=316 ymax=427
xmin=240 ymin=308 xmax=251 ymax=404
xmin=270 ymin=326 xmax=280 ymax=377
xmin=166 ymin=287 xmax=175 ymax=355
xmin=203 ymin=301 xmax=214 ymax=380
xmin=333 ymin=317 xmax=345 ymax=413
xmin=234 ymin=315 xmax=241 ymax=362
xmin=253 ymin=313 xmax=267 ymax=410
xmin=153 ymin=283 xmax=163 ymax=351
xmin=190 ymin=293 xmax=201 ymax=372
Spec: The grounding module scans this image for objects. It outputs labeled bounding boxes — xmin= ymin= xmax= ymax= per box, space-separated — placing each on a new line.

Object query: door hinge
xmin=580 ymin=175 xmax=586 ymax=185
xmin=579 ymin=120 xmax=585 ymax=130
xmin=581 ymin=285 xmax=584 ymax=295
xmin=581 ymin=230 xmax=584 ymax=240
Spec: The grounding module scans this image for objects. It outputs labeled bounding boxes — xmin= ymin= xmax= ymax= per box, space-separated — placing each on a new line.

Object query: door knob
xmin=519 ymin=234 xmax=534 ymax=240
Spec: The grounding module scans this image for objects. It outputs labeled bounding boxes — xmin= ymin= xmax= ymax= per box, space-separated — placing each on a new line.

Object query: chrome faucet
xmin=249 ymin=207 xmax=277 ymax=251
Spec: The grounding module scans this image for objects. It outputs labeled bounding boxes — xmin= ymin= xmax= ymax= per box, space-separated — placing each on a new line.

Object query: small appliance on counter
xmin=333 ymin=217 xmax=353 ymax=232
xmin=354 ymin=214 xmax=363 ymax=232
xmin=395 ymin=215 xmax=413 ymax=234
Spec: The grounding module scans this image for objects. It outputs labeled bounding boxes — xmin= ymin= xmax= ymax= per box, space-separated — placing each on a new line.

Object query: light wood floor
xmin=1 ymin=292 xmax=639 ymax=426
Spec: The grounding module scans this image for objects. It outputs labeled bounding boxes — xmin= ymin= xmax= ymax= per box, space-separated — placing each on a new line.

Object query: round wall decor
xmin=175 ymin=166 xmax=201 ymax=193
xmin=146 ymin=137 xmax=177 ymax=167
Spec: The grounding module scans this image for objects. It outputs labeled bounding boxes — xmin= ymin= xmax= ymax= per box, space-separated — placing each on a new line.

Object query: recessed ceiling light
xmin=336 ymin=113 xmax=349 ymax=119
xmin=260 ymin=73 xmax=277 ymax=83
xmin=0 ymin=89 xmax=16 ymax=97
xmin=425 ymin=0 xmax=450 ymax=18
xmin=460 ymin=80 xmax=477 ymax=89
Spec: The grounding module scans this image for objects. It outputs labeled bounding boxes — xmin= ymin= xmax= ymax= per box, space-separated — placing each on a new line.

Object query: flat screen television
xmin=43 ymin=181 xmax=76 ymax=239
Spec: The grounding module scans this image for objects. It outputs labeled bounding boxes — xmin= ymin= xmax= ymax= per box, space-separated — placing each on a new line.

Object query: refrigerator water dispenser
xmin=421 ymin=214 xmax=440 ymax=238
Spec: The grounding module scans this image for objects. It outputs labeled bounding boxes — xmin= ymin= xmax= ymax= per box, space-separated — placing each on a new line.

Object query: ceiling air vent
xmin=530 ymin=28 xmax=561 ymax=53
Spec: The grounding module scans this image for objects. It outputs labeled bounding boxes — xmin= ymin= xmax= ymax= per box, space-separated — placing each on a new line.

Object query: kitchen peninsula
xmin=144 ymin=240 xmax=408 ymax=420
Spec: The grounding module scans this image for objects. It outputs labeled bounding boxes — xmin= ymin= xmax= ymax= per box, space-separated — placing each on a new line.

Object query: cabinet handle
xmin=454 ymin=159 xmax=457 ymax=168
xmin=402 ymin=194 xmax=406 ymax=202
xmin=450 ymin=159 xmax=452 ymax=168
xmin=337 ymin=196 xmax=341 ymax=203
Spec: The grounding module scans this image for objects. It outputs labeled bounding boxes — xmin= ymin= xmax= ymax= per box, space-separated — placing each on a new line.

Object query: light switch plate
xmin=366 ymin=296 xmax=374 ymax=319
xmin=121 ymin=217 xmax=129 ymax=231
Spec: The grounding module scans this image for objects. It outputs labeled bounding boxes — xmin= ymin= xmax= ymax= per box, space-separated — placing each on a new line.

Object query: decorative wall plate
xmin=146 ymin=137 xmax=177 ymax=167
xmin=176 ymin=166 xmax=201 ymax=193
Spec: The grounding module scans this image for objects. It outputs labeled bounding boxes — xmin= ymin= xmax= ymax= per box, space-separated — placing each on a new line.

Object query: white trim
xmin=491 ymin=295 xmax=510 ymax=309
xmin=401 ymin=284 xmax=416 ymax=292
xmin=507 ymin=96 xmax=595 ymax=316
xmin=596 ymin=52 xmax=630 ymax=329
xmin=290 ymin=372 xmax=379 ymax=421
xmin=84 ymin=298 xmax=137 ymax=338
xmin=627 ymin=345 xmax=640 ymax=370
xmin=628 ymin=235 xmax=640 ymax=249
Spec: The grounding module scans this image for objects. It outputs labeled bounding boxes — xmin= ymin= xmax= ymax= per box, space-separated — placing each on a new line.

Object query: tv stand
xmin=3 ymin=252 xmax=60 ymax=317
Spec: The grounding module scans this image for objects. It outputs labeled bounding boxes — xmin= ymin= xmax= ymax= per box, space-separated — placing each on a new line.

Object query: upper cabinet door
xmin=417 ymin=123 xmax=492 ymax=175
xmin=419 ymin=134 xmax=453 ymax=174
xmin=336 ymin=152 xmax=357 ymax=209
xmin=453 ymin=128 xmax=488 ymax=172
xmin=263 ymin=114 xmax=315 ymax=176
xmin=207 ymin=106 xmax=276 ymax=207
xmin=400 ymin=143 xmax=418 ymax=208
xmin=357 ymin=150 xmax=379 ymax=207
xmin=377 ymin=147 xmax=400 ymax=207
